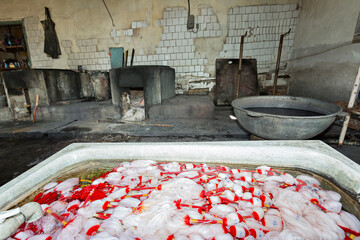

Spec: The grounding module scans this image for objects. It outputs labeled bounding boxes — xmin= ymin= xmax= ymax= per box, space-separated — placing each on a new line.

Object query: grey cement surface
xmin=0 ymin=106 xmax=246 ymax=138
xmin=36 ymin=100 xmax=121 ymax=121
xmin=0 ymin=108 xmax=12 ymax=122
xmin=149 ymin=95 xmax=215 ymax=119
xmin=0 ymin=106 xmax=358 ymax=188
xmin=288 ymin=42 xmax=360 ymax=103
xmin=288 ymin=0 xmax=360 ymax=103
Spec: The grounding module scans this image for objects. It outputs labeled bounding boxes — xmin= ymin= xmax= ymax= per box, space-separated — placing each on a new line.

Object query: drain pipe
xmin=0 ymin=202 xmax=43 ymax=240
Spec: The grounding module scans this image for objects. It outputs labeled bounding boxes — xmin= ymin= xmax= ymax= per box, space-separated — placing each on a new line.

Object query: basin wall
xmin=0 ymin=141 xmax=359 ymax=215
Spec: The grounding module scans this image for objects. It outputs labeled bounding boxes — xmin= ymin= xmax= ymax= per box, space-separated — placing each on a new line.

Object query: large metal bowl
xmin=232 ymin=96 xmax=342 ymax=140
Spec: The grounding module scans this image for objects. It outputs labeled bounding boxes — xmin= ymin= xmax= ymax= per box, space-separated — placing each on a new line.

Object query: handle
xmin=246 ymin=111 xmax=264 ymax=118
xmin=338 ymin=111 xmax=349 ymax=117
xmin=45 ymin=7 xmax=51 ymax=20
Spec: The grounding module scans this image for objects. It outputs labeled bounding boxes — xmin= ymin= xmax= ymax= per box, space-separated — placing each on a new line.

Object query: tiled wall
xmin=220 ymin=4 xmax=299 ymax=75
xmin=24 ymin=17 xmax=53 ymax=68
xmin=139 ymin=6 xmax=222 ymax=77
xmin=132 ymin=6 xmax=221 ymax=93
xmin=23 ymin=3 xmax=300 ymax=93
xmin=63 ymin=39 xmax=111 ymax=71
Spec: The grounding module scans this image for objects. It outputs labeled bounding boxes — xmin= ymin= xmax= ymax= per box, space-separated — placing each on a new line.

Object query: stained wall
xmin=0 ymin=0 xmax=300 ymax=94
xmin=288 ymin=0 xmax=360 ymax=102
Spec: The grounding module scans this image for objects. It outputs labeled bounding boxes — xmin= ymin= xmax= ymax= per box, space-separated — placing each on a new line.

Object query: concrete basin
xmin=1 ymin=141 xmax=359 ymax=217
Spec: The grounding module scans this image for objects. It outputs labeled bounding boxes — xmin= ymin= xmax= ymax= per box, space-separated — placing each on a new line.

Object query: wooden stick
xmin=124 ymin=50 xmax=128 ymax=66
xmin=122 ymin=122 xmax=173 ymax=127
xmin=236 ymin=31 xmax=247 ymax=99
xmin=32 ymin=95 xmax=39 ymax=123
xmin=339 ymin=65 xmax=360 ymax=145
xmin=273 ymin=29 xmax=291 ymax=95
xmin=130 ymin=48 xmax=135 ymax=66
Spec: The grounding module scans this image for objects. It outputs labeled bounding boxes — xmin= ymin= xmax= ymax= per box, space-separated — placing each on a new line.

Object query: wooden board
xmin=215 ymin=58 xmax=259 ymax=106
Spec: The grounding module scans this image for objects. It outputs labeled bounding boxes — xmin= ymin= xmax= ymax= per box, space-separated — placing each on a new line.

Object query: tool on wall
xmin=339 ymin=65 xmax=360 ymax=145
xmin=235 ymin=31 xmax=248 ymax=99
xmin=131 ymin=48 xmax=135 ymax=66
xmin=23 ymin=89 xmax=32 ymax=117
xmin=124 ymin=50 xmax=128 ymax=66
xmin=272 ymin=28 xmax=291 ymax=95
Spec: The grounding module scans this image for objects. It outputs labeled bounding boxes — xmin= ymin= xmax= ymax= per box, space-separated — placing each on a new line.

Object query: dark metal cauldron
xmin=232 ymin=96 xmax=343 ymax=140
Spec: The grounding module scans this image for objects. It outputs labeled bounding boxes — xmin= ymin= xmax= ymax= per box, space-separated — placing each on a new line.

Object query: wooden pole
xmin=273 ymin=28 xmax=291 ymax=95
xmin=124 ymin=50 xmax=128 ymax=66
xmin=339 ymin=65 xmax=360 ymax=145
xmin=130 ymin=48 xmax=135 ymax=66
xmin=32 ymin=95 xmax=39 ymax=123
xmin=236 ymin=31 xmax=247 ymax=99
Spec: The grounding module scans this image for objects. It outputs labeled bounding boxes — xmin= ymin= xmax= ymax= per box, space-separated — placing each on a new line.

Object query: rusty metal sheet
xmin=215 ymin=58 xmax=259 ymax=105
xmin=349 ymin=118 xmax=360 ymax=131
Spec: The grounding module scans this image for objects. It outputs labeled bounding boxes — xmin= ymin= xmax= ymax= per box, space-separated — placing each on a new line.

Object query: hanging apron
xmin=41 ymin=7 xmax=61 ymax=59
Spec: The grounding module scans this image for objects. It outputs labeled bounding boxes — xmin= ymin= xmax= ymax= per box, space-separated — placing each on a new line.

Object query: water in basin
xmin=11 ymin=160 xmax=360 ymax=240
xmin=245 ymin=107 xmax=325 ymax=116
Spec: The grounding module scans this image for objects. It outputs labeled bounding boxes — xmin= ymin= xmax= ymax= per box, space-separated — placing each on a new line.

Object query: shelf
xmin=0 ymin=45 xmax=25 ymax=52
xmin=5 ymin=45 xmax=24 ymax=49
xmin=0 ymin=67 xmax=29 ymax=71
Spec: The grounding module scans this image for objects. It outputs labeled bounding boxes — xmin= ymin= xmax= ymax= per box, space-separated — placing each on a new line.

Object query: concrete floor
xmin=0 ymin=106 xmax=359 ymax=186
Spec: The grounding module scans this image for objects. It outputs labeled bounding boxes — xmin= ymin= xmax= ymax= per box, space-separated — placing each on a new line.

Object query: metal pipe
xmin=272 ymin=28 xmax=291 ymax=95
xmin=236 ymin=31 xmax=247 ymax=99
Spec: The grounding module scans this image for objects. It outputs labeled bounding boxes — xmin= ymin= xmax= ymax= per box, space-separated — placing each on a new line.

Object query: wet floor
xmin=0 ymin=138 xmax=72 ymax=186
xmin=0 ymin=135 xmax=129 ymax=186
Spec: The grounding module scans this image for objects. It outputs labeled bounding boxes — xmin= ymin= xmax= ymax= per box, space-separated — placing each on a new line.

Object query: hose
xmin=0 ymin=202 xmax=43 ymax=240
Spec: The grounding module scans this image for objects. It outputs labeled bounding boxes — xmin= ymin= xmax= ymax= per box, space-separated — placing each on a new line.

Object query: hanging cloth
xmin=41 ymin=7 xmax=61 ymax=58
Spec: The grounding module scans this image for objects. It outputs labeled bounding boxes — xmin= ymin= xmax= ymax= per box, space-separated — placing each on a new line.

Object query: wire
xmin=102 ymin=0 xmax=115 ymax=27
xmin=257 ymin=41 xmax=358 ymax=74
xmin=187 ymin=0 xmax=191 ymax=16
xmin=287 ymin=41 xmax=355 ymax=62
